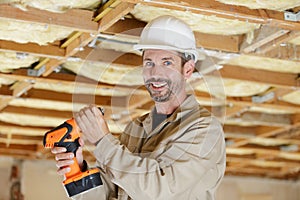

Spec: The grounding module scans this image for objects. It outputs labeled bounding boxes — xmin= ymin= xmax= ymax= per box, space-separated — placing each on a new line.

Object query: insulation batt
xmin=131 ymin=4 xmax=260 ymax=36
xmin=2 ymin=0 xmax=101 ymax=12
xmin=62 ymin=61 xmax=144 ymax=86
xmin=0 ymin=19 xmax=74 ymax=45
xmin=217 ymin=0 xmax=300 ymax=11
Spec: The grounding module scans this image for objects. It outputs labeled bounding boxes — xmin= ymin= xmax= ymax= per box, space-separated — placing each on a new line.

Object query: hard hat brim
xmin=133 ymin=44 xmax=205 ymax=61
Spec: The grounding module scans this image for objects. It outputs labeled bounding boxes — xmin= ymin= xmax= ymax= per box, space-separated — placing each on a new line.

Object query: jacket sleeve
xmin=93 ymin=118 xmax=226 ymax=199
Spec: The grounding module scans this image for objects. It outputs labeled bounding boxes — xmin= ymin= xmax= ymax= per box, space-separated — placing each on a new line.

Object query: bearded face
xmin=142 ymin=50 xmax=186 ymax=103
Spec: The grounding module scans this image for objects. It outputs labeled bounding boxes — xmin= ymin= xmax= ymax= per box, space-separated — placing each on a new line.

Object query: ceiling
xmin=0 ymin=0 xmax=300 ymax=180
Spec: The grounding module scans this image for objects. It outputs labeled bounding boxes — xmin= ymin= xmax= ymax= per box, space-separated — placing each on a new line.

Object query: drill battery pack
xmin=64 ymin=168 xmax=102 ymax=197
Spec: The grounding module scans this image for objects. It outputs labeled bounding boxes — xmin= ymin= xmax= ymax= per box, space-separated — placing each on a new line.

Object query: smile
xmin=151 ymin=82 xmax=167 ymax=88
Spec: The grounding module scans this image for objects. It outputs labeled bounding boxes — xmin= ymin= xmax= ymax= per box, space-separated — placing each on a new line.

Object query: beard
xmin=145 ymin=78 xmax=184 ymax=103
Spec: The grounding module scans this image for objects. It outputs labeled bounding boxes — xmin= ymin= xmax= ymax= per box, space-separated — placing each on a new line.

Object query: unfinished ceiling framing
xmin=0 ymin=0 xmax=299 ymax=180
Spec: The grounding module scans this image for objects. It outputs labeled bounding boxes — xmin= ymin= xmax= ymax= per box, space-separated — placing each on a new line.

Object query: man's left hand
xmin=75 ymin=104 xmax=109 ymax=145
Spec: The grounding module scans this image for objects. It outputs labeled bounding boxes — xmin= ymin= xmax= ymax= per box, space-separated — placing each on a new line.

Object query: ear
xmin=183 ymin=60 xmax=195 ymax=79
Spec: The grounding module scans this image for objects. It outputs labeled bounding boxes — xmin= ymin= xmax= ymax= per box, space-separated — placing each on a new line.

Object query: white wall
xmin=22 ymin=160 xmax=69 ymax=200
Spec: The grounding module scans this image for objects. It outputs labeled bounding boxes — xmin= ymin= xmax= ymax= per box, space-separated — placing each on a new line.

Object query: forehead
xmin=143 ymin=49 xmax=181 ymax=60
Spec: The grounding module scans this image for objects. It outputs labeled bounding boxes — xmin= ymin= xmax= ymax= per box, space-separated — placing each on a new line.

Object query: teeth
xmin=152 ymin=82 xmax=167 ymax=87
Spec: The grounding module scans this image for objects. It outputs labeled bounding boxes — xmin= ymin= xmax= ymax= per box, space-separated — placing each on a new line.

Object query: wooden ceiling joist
xmin=195 ymin=32 xmax=243 ymax=52
xmin=0 ymin=4 xmax=98 ymax=33
xmin=123 ymin=0 xmax=300 ymax=31
xmin=0 ymin=40 xmax=65 ymax=59
xmin=219 ymin=65 xmax=300 ymax=89
xmin=227 ymin=147 xmax=300 ymax=161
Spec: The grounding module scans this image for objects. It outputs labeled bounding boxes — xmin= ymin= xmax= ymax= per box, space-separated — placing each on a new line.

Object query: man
xmin=52 ymin=15 xmax=226 ymax=200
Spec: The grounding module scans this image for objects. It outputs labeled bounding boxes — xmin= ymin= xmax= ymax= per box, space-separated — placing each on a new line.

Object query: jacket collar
xmin=142 ymin=94 xmax=199 ymax=135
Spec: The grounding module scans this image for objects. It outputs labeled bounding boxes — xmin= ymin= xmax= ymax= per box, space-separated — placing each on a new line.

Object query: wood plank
xmin=105 ymin=18 xmax=244 ymax=53
xmin=228 ymin=123 xmax=300 ymax=148
xmin=65 ymin=33 xmax=94 ymax=57
xmin=227 ymin=157 xmax=300 ymax=169
xmin=196 ymin=95 xmax=300 ymax=113
xmin=104 ymin=17 xmax=146 ymax=35
xmin=0 ymin=4 xmax=98 ymax=32
xmin=10 ymin=81 xmax=33 ymax=97
xmin=243 ymin=30 xmax=290 ymax=53
xmin=195 ymin=32 xmax=243 ymax=52
xmin=227 ymin=147 xmax=300 ymax=161
xmin=74 ymin=48 xmax=142 ymax=66
xmin=99 ymin=2 xmax=135 ymax=32
xmin=42 ymin=2 xmax=135 ymax=76
xmin=0 ymin=122 xmax=48 ymax=136
xmin=252 ymin=31 xmax=300 ymax=55
xmin=123 ymin=0 xmax=300 ymax=31
xmin=0 ymin=40 xmax=65 ymax=58
xmin=2 ymin=106 xmax=73 ymax=119
xmin=219 ymin=65 xmax=300 ymax=89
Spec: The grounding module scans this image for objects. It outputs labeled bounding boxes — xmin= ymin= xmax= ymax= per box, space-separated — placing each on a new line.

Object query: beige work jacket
xmin=73 ymin=95 xmax=226 ymax=200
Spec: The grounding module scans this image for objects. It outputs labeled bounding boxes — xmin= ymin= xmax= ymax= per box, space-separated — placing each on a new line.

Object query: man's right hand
xmin=51 ymin=139 xmax=84 ymax=176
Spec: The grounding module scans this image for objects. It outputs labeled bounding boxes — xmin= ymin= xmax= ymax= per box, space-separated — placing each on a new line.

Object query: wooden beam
xmin=104 ymin=17 xmax=146 ymax=35
xmin=195 ymin=32 xmax=243 ymax=52
xmin=243 ymin=30 xmax=290 ymax=54
xmin=42 ymin=2 xmax=136 ymax=77
xmin=99 ymin=2 xmax=135 ymax=32
xmin=227 ymin=157 xmax=300 ymax=169
xmin=219 ymin=65 xmax=300 ymax=89
xmin=123 ymin=0 xmax=300 ymax=31
xmin=2 ymin=106 xmax=72 ymax=119
xmin=195 ymin=95 xmax=300 ymax=113
xmin=0 ymin=4 xmax=98 ymax=32
xmin=74 ymin=48 xmax=142 ymax=66
xmin=0 ymin=70 xmax=144 ymax=95
xmin=228 ymin=123 xmax=300 ymax=148
xmin=243 ymin=30 xmax=300 ymax=61
xmin=104 ymin=18 xmax=244 ymax=53
xmin=240 ymin=112 xmax=291 ymax=125
xmin=227 ymin=147 xmax=300 ymax=161
xmin=0 ymin=122 xmax=48 ymax=136
xmin=0 ymin=40 xmax=65 ymax=58
xmin=262 ymin=41 xmax=300 ymax=60
xmin=10 ymin=81 xmax=33 ymax=97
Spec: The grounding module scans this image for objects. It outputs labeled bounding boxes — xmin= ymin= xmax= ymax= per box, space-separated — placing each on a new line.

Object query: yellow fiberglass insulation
xmin=217 ymin=0 xmax=300 ymax=11
xmin=131 ymin=4 xmax=260 ymax=36
xmin=0 ymin=19 xmax=74 ymax=45
xmin=2 ymin=0 xmax=101 ymax=13
xmin=0 ymin=52 xmax=38 ymax=72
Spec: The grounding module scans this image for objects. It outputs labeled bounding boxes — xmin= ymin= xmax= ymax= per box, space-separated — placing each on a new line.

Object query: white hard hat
xmin=134 ymin=15 xmax=203 ymax=61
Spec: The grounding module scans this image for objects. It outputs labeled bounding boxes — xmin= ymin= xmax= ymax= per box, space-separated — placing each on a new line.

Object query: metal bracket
xmin=27 ymin=65 xmax=46 ymax=77
xmin=252 ymin=92 xmax=275 ymax=103
xmin=284 ymin=10 xmax=300 ymax=22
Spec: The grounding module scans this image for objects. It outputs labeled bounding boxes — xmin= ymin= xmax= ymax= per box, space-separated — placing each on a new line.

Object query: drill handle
xmin=63 ymin=138 xmax=81 ymax=156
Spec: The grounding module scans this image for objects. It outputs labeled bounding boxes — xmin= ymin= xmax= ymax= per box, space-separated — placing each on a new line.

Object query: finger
xmin=75 ymin=111 xmax=89 ymax=134
xmin=57 ymin=167 xmax=71 ymax=176
xmin=56 ymin=159 xmax=74 ymax=169
xmin=55 ymin=152 xmax=74 ymax=161
xmin=78 ymin=138 xmax=85 ymax=146
xmin=83 ymin=106 xmax=96 ymax=123
xmin=51 ymin=147 xmax=67 ymax=154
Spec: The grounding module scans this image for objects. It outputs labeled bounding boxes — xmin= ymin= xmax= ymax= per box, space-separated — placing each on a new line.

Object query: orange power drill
xmin=43 ymin=118 xmax=102 ymax=197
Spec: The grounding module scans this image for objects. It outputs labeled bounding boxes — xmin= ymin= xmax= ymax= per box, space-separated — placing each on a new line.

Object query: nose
xmin=149 ymin=64 xmax=164 ymax=77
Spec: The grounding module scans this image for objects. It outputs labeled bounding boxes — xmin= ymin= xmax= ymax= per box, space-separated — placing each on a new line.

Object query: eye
xmin=143 ymin=61 xmax=154 ymax=68
xmin=163 ymin=60 xmax=172 ymax=66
